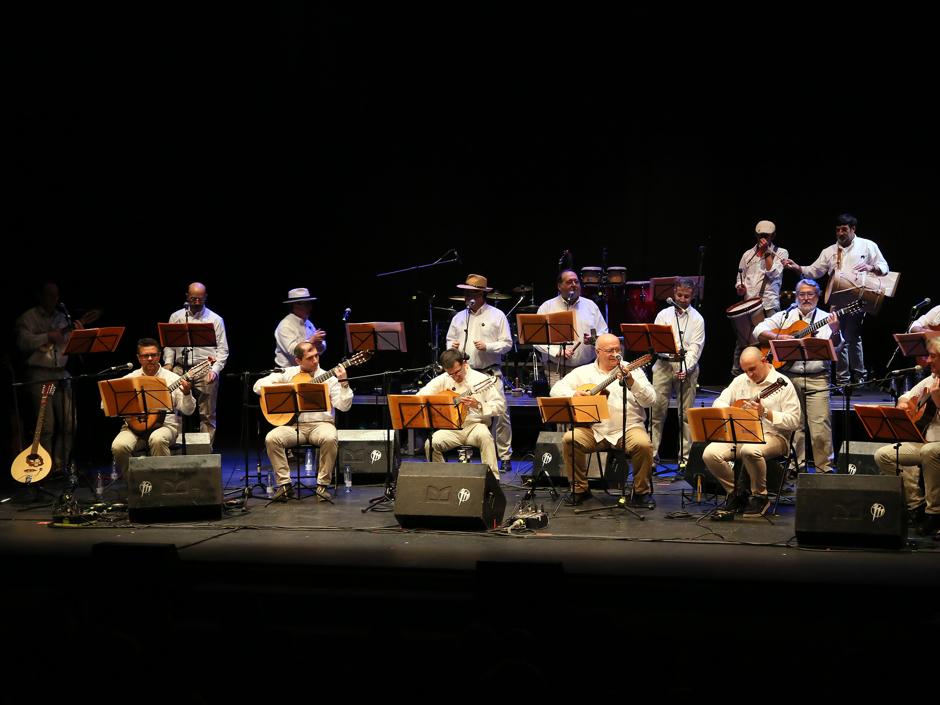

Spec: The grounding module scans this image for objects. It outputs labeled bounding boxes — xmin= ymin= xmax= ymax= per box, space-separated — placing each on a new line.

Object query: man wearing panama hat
xmin=274 ymin=288 xmax=327 ymax=369
xmin=446 ymin=274 xmax=514 ymax=474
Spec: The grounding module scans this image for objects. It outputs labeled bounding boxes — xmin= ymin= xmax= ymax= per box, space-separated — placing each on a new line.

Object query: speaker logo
xmin=138 ymin=480 xmax=153 ymax=497
xmin=370 ymin=450 xmax=382 ymax=464
xmin=870 ymin=503 xmax=886 ymax=521
xmin=848 ymin=463 xmax=858 ymax=475
xmin=457 ymin=488 xmax=471 ymax=506
xmin=541 ymin=452 xmax=553 ymax=466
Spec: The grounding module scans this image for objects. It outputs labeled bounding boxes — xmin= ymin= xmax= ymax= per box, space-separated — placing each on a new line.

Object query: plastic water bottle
xmin=343 ymin=465 xmax=352 ymax=493
xmin=304 ymin=448 xmax=314 ymax=477
xmin=95 ymin=471 xmax=104 ymax=499
xmin=110 ymin=457 xmax=119 ymax=482
xmin=266 ymin=471 xmax=275 ymax=498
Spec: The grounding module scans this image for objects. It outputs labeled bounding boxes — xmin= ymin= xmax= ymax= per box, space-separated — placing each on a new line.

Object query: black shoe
xmin=563 ymin=490 xmax=592 ymax=506
xmin=710 ymin=508 xmax=736 ymax=522
xmin=270 ymin=483 xmax=294 ymax=502
xmin=907 ymin=503 xmax=927 ymax=527
xmin=722 ymin=492 xmax=749 ymax=513
xmin=630 ymin=492 xmax=656 ymax=509
xmin=916 ymin=513 xmax=940 ymax=537
xmin=743 ymin=494 xmax=771 ymax=517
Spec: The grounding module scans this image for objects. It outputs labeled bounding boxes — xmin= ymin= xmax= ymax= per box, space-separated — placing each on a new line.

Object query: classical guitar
xmin=759 ymin=300 xmax=863 ymax=370
xmin=909 ymin=381 xmax=939 ymax=437
xmin=261 ymin=350 xmax=373 ymax=426
xmin=575 ymin=354 xmax=654 ymax=395
xmin=441 ymin=375 xmax=499 ymax=406
xmin=730 ymin=376 xmax=788 ymax=410
xmin=126 ymin=358 xmax=213 ymax=434
xmin=11 ymin=383 xmax=56 ymax=483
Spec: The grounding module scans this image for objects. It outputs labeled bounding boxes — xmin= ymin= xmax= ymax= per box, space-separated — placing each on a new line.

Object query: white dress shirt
xmin=713 ymin=368 xmax=801 ymax=442
xmin=163 ymin=306 xmax=229 ymax=377
xmin=446 ymin=303 xmax=512 ymax=370
xmin=15 ymin=306 xmax=73 ymax=371
xmin=417 ymin=367 xmax=506 ymax=428
xmin=910 ymin=305 xmax=940 ymax=332
xmin=550 ymin=360 xmax=657 ymax=444
xmin=737 ymin=244 xmax=789 ymax=312
xmin=121 ymin=367 xmax=197 ymax=431
xmin=801 ymin=236 xmax=889 ymax=280
xmin=753 ymin=306 xmax=837 ymax=375
xmin=274 ymin=313 xmax=325 ymax=368
xmin=900 ymin=374 xmax=940 ymax=443
xmin=652 ymin=304 xmax=705 ymax=373
xmin=534 ymin=296 xmax=609 ymax=368
xmin=253 ymin=365 xmax=353 ymax=424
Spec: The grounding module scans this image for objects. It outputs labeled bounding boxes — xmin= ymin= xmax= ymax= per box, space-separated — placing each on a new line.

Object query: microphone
xmin=888 ymin=365 xmax=924 ymax=377
xmin=912 ymin=297 xmax=931 ymax=311
xmin=99 ymin=363 xmax=134 ymax=374
xmin=57 ymin=302 xmax=73 ymax=323
xmin=453 ymin=249 xmax=462 ymax=264
xmin=666 ymin=297 xmax=682 ymax=309
xmin=342 ymin=308 xmax=351 ymax=322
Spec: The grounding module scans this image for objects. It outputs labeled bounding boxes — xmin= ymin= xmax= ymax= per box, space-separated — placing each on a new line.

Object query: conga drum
xmin=581 ymin=266 xmax=602 ymax=285
xmin=725 ymin=298 xmax=765 ymax=345
xmin=606 ymin=266 xmax=627 ymax=285
xmin=825 ymin=270 xmax=900 ymax=315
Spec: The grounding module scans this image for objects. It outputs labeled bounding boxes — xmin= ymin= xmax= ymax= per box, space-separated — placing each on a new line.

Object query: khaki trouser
xmin=788 ymin=373 xmax=834 ymax=473
xmin=702 ymin=434 xmax=789 ymax=495
xmin=874 ymin=441 xmax=940 ymax=513
xmin=111 ymin=424 xmax=178 ymax=474
xmin=650 ymin=363 xmax=698 ymax=463
xmin=265 ymin=422 xmax=338 ymax=487
xmin=561 ymin=426 xmax=653 ymax=495
xmin=424 ymin=422 xmax=500 ymax=477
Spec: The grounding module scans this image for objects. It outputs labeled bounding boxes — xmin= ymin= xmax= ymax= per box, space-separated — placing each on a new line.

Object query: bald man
xmin=550 ymin=333 xmax=657 ymax=508
xmin=163 ymin=282 xmax=229 ymax=445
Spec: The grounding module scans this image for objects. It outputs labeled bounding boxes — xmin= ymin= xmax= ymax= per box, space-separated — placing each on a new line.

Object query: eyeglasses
xmin=138 ymin=352 xmax=160 ymax=359
xmin=796 ymin=292 xmax=818 ymax=299
xmin=188 ymin=297 xmax=206 ymax=303
xmin=597 ymin=347 xmax=622 ymax=354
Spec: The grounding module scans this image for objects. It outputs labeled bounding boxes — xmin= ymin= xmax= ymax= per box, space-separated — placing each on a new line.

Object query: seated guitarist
xmin=550 ymin=333 xmax=657 ymax=508
xmin=753 ymin=278 xmax=842 ymax=474
xmin=874 ymin=336 xmax=940 ymax=536
xmin=253 ymin=341 xmax=352 ymax=502
xmin=416 ymin=349 xmax=506 ymax=478
xmin=110 ymin=338 xmax=195 ymax=475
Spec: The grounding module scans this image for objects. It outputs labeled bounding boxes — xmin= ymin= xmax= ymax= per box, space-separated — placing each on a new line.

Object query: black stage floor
xmin=2 ymin=453 xmax=937 ymax=700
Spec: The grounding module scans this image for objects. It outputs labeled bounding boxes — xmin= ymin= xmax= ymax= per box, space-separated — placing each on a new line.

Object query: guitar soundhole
xmin=27 ymin=454 xmax=44 ymax=467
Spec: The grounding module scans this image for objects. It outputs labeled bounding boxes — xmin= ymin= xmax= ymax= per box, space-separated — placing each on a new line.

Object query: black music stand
xmin=854 ymin=405 xmax=926 ymax=476
xmin=346 ymin=323 xmax=408 ymax=512
xmin=622 ymin=322 xmax=684 ymax=470
xmin=687 ymin=406 xmax=767 ymax=522
xmin=259 ymin=381 xmax=331 ymax=500
xmin=518 ymin=311 xmax=576 ymax=382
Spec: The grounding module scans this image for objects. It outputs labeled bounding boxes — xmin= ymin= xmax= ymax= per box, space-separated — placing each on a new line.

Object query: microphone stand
xmin=881 ymin=304 xmax=925 ymax=397
xmin=674 ymin=306 xmax=688 ymax=468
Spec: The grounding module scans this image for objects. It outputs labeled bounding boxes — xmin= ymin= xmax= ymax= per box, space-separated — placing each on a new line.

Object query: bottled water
xmin=95 ymin=472 xmax=104 ymax=499
xmin=304 ymin=448 xmax=314 ymax=477
xmin=110 ymin=457 xmax=119 ymax=482
xmin=343 ymin=465 xmax=352 ymax=493
xmin=266 ymin=471 xmax=275 ymax=498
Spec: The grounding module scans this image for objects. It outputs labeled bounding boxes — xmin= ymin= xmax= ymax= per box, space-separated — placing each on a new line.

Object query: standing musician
xmin=534 ymin=269 xmax=608 ymax=386
xmin=110 ymin=338 xmax=195 ymax=475
xmin=254 ymin=341 xmax=352 ymax=502
xmin=275 ymin=287 xmax=326 ymax=369
xmin=550 ymin=333 xmax=657 ymax=507
xmin=731 ymin=220 xmax=788 ymax=377
xmin=15 ymin=281 xmax=85 ymax=471
xmin=753 ymin=279 xmax=841 ymax=474
xmin=446 ymin=274 xmax=514 ymax=474
xmin=702 ymin=346 xmax=801 ymax=518
xmin=162 ymin=282 xmax=229 ymax=446
xmin=874 ymin=336 xmax=940 ymax=536
xmin=650 ymin=277 xmax=705 ymax=466
xmin=417 ymin=348 xmax=506 ymax=478
xmin=782 ymin=213 xmax=889 ymax=386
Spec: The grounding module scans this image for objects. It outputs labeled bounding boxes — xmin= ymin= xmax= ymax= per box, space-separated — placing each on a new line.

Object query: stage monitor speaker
xmin=394 ymin=462 xmax=506 ymax=530
xmin=128 ymin=454 xmax=223 ymax=522
xmin=533 ymin=432 xmax=565 ymax=477
xmin=337 ymin=429 xmax=400 ymax=475
xmin=836 ymin=441 xmax=882 ymax=475
xmin=795 ymin=473 xmax=907 ymax=549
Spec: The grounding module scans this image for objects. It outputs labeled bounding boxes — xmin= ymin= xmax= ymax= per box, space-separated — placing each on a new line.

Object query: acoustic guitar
xmin=11 ymin=383 xmax=56 ymax=483
xmin=575 ymin=354 xmax=654 ymax=395
xmin=909 ymin=382 xmax=939 ymax=437
xmin=759 ymin=300 xmax=863 ymax=370
xmin=126 ymin=358 xmax=213 ymax=434
xmin=730 ymin=376 xmax=788 ymax=410
xmin=261 ymin=350 xmax=373 ymax=426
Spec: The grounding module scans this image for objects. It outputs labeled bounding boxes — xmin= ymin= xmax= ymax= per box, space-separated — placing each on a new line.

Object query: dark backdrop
xmin=6 ymin=5 xmax=936 ymax=464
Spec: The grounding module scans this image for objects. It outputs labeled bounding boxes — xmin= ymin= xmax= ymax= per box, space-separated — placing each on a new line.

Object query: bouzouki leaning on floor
xmin=11 ymin=383 xmax=56 ymax=484
xmin=126 ymin=358 xmax=214 ymax=434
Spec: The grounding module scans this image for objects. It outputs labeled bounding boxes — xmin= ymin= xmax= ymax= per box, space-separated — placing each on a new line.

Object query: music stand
xmin=687 ymin=406 xmax=767 ymax=522
xmin=158 ymin=322 xmax=217 ymax=363
xmin=854 ymin=405 xmax=926 ymax=476
xmin=518 ymin=311 xmax=576 ymax=381
xmin=259 ymin=382 xmax=331 ymax=499
xmin=894 ymin=331 xmax=939 ymax=359
xmin=344 ymin=323 xmax=408 ymax=512
xmin=650 ymin=276 xmax=705 ymax=302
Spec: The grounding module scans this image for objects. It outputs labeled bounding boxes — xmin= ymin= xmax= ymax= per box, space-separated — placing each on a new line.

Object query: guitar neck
xmin=313 ymin=368 xmax=337 ymax=384
xmin=31 ymin=398 xmax=49 ymax=454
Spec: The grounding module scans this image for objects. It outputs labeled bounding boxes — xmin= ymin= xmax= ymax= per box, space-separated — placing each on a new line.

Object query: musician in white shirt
xmin=446 ymin=274 xmax=513 ymax=473
xmin=874 ymin=336 xmax=940 ymax=536
xmin=910 ymin=304 xmax=940 ymax=333
xmin=783 ymin=213 xmax=889 ymax=386
xmin=703 ymin=347 xmax=801 ymax=518
xmin=417 ymin=349 xmax=506 ymax=478
xmin=274 ymin=287 xmax=327 ymax=368
xmin=731 ymin=220 xmax=789 ymax=376
xmin=753 ymin=279 xmax=841 ymax=474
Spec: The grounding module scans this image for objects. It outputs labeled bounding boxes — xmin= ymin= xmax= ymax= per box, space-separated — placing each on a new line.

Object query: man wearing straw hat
xmin=274 ymin=287 xmax=327 ymax=369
